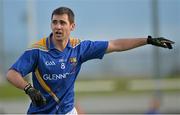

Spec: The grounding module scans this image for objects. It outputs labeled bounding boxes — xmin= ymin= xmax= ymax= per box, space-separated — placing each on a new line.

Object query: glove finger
xmin=35 ymin=92 xmax=41 ymax=101
xmin=160 ymin=42 xmax=173 ymax=49
xmin=35 ymin=97 xmax=43 ymax=106
xmin=160 ymin=44 xmax=167 ymax=48
xmin=31 ymin=92 xmax=42 ymax=106
xmin=155 ymin=41 xmax=167 ymax=48
xmin=160 ymin=38 xmax=175 ymax=44
xmin=38 ymin=95 xmax=45 ymax=105
xmin=166 ymin=43 xmax=173 ymax=49
xmin=158 ymin=38 xmax=174 ymax=49
xmin=31 ymin=95 xmax=38 ymax=106
xmin=36 ymin=93 xmax=46 ymax=106
xmin=42 ymin=96 xmax=47 ymax=105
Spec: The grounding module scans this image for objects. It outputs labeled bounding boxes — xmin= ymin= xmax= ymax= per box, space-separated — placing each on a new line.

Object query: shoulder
xmin=27 ymin=38 xmax=48 ymax=51
xmin=69 ymin=37 xmax=81 ymax=48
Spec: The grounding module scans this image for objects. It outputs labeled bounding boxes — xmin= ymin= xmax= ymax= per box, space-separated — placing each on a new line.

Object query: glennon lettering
xmin=43 ymin=73 xmax=70 ymax=80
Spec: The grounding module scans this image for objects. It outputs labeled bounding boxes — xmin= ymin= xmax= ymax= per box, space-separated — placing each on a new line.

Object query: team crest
xmin=69 ymin=57 xmax=77 ymax=63
xmin=69 ymin=57 xmax=77 ymax=74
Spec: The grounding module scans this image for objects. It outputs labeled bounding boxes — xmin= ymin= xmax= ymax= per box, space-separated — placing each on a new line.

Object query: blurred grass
xmin=0 ymin=83 xmax=27 ymax=100
xmin=1 ymin=76 xmax=180 ymax=100
xmin=75 ymin=77 xmax=180 ymax=97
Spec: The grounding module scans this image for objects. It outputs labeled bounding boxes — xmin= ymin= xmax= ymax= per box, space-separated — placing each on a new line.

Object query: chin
xmin=54 ymin=36 xmax=62 ymax=40
xmin=56 ymin=38 xmax=63 ymax=41
xmin=56 ymin=37 xmax=67 ymax=41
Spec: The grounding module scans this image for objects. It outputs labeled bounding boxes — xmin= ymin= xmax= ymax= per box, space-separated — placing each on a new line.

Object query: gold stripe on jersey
xmin=35 ymin=67 xmax=60 ymax=103
xmin=29 ymin=38 xmax=48 ymax=51
xmin=69 ymin=37 xmax=81 ymax=48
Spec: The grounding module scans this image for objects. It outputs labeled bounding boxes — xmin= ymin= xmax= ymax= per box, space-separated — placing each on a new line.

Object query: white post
xmin=26 ymin=0 xmax=37 ymax=84
xmin=26 ymin=0 xmax=37 ymax=46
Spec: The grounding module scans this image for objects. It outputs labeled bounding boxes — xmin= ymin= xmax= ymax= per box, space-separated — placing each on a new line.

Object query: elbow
xmin=6 ymin=69 xmax=18 ymax=82
xmin=6 ymin=70 xmax=12 ymax=82
xmin=106 ymin=41 xmax=121 ymax=53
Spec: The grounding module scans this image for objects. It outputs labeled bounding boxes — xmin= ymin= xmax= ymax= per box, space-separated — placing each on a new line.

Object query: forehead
xmin=52 ymin=14 xmax=69 ymax=22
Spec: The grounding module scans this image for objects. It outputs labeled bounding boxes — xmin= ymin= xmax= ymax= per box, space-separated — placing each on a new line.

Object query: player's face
xmin=51 ymin=14 xmax=75 ymax=41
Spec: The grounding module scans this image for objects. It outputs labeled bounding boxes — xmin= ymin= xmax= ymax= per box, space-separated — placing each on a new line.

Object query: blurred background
xmin=0 ymin=0 xmax=180 ymax=114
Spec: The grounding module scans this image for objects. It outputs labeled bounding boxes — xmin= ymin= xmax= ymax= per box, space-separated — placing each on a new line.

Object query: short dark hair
xmin=51 ymin=7 xmax=75 ymax=24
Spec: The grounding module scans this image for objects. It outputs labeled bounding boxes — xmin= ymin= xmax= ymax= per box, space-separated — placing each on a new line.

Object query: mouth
xmin=55 ymin=31 xmax=63 ymax=37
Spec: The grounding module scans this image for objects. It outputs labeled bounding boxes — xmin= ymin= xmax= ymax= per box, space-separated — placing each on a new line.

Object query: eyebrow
xmin=52 ymin=19 xmax=67 ymax=23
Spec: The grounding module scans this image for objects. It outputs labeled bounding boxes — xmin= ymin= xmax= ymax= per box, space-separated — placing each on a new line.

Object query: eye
xmin=59 ymin=20 xmax=66 ymax=25
xmin=52 ymin=20 xmax=58 ymax=25
xmin=51 ymin=20 xmax=67 ymax=26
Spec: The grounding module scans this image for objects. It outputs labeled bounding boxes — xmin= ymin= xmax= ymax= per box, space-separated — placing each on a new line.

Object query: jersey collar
xmin=46 ymin=33 xmax=73 ymax=51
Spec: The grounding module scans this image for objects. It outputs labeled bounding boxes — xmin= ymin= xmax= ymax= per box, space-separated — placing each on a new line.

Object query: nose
xmin=56 ymin=23 xmax=62 ymax=29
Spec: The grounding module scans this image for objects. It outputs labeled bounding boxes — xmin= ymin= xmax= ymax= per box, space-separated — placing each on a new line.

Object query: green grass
xmin=1 ymin=77 xmax=179 ymax=100
xmin=0 ymin=83 xmax=27 ymax=100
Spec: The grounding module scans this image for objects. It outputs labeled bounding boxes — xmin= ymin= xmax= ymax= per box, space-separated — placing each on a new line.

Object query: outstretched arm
xmin=106 ymin=36 xmax=174 ymax=53
xmin=106 ymin=38 xmax=147 ymax=53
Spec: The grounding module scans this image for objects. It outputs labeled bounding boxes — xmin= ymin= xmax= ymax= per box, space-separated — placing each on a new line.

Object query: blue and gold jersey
xmin=10 ymin=33 xmax=108 ymax=114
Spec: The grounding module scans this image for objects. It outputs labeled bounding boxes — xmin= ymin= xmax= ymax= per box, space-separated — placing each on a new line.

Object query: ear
xmin=70 ymin=23 xmax=75 ymax=31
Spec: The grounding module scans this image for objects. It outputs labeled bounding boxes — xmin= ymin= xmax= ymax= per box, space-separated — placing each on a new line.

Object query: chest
xmin=37 ymin=49 xmax=79 ymax=75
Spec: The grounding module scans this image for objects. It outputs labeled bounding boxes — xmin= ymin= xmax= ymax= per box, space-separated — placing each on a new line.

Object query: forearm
xmin=7 ymin=69 xmax=46 ymax=106
xmin=106 ymin=38 xmax=147 ymax=53
xmin=6 ymin=69 xmax=29 ymax=90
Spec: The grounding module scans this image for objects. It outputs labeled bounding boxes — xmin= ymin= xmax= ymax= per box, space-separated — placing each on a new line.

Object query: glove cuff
xmin=24 ymin=83 xmax=32 ymax=94
xmin=147 ymin=35 xmax=152 ymax=44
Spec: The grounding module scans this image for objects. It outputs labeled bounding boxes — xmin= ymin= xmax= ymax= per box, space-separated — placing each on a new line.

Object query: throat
xmin=53 ymin=39 xmax=68 ymax=52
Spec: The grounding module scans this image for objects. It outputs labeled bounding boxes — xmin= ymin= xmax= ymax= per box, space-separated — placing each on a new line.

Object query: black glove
xmin=147 ymin=35 xmax=175 ymax=49
xmin=24 ymin=83 xmax=46 ymax=107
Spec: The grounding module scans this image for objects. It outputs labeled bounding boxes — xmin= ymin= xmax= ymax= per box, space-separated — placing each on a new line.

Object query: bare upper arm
xmin=6 ymin=69 xmax=28 ymax=90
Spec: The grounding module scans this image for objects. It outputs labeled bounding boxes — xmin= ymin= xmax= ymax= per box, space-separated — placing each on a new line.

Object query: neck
xmin=52 ymin=38 xmax=68 ymax=51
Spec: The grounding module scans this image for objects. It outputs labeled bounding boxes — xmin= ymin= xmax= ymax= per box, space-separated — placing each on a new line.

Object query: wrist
xmin=147 ymin=35 xmax=152 ymax=44
xmin=24 ymin=83 xmax=32 ymax=94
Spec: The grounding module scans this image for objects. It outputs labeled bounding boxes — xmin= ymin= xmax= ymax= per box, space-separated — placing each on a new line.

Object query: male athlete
xmin=6 ymin=7 xmax=174 ymax=114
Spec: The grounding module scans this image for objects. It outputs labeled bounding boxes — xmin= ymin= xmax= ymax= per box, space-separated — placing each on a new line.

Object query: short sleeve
xmin=9 ymin=49 xmax=39 ymax=77
xmin=79 ymin=40 xmax=108 ymax=63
